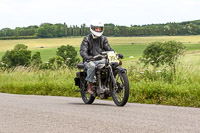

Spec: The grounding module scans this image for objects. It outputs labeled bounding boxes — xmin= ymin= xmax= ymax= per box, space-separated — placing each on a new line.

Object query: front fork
xmin=108 ymin=65 xmax=117 ymax=90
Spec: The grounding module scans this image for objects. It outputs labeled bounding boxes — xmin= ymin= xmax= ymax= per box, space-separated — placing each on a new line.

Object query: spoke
xmin=86 ymin=92 xmax=90 ymax=98
xmin=121 ymin=92 xmax=123 ymax=101
xmin=116 ymin=86 xmax=125 ymax=102
xmin=120 ymin=94 xmax=123 ymax=101
xmin=121 ymin=91 xmax=124 ymax=101
xmin=117 ymin=93 xmax=123 ymax=101
xmin=116 ymin=90 xmax=124 ymax=102
xmin=119 ymin=74 xmax=124 ymax=86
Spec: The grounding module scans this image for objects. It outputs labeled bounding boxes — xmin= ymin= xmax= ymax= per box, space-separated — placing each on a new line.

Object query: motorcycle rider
xmin=80 ymin=19 xmax=122 ymax=95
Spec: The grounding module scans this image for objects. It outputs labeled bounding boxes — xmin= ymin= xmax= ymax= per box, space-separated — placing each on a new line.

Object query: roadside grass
xmin=0 ymin=67 xmax=80 ymax=97
xmin=127 ymin=53 xmax=200 ymax=107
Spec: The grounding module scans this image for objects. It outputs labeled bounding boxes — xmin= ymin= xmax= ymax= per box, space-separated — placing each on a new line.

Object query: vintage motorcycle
xmin=74 ymin=51 xmax=129 ymax=106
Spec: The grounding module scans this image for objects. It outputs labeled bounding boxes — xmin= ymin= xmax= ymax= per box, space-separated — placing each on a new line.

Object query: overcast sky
xmin=0 ymin=0 xmax=200 ymax=29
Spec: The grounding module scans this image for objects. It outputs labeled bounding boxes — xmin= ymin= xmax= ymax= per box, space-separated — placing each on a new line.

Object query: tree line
xmin=0 ymin=20 xmax=200 ymax=39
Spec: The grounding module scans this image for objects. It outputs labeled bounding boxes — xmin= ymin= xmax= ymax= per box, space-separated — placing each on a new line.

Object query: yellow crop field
xmin=0 ymin=35 xmax=200 ymax=52
xmin=108 ymin=35 xmax=200 ymax=45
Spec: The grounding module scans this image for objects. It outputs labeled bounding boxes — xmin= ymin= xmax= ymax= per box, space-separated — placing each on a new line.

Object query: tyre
xmin=111 ymin=72 xmax=129 ymax=106
xmin=81 ymin=81 xmax=95 ymax=104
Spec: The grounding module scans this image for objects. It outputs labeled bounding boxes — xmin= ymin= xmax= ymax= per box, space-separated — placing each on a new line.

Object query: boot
xmin=87 ymin=82 xmax=94 ymax=95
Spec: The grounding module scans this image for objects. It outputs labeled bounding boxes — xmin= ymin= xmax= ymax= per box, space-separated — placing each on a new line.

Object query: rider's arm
xmin=102 ymin=36 xmax=114 ymax=51
xmin=80 ymin=36 xmax=93 ymax=60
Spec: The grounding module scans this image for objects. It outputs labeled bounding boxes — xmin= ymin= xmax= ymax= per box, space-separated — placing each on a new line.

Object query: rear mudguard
xmin=74 ymin=77 xmax=80 ymax=87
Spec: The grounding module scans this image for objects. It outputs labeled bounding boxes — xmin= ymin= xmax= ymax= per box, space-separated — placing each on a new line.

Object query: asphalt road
xmin=0 ymin=93 xmax=200 ymax=133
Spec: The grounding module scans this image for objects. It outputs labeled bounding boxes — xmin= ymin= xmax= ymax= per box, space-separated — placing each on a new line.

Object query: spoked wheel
xmin=81 ymin=81 xmax=95 ymax=104
xmin=111 ymin=71 xmax=129 ymax=106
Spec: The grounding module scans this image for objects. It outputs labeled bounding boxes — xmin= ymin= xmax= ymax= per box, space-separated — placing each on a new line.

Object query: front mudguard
xmin=114 ymin=66 xmax=127 ymax=74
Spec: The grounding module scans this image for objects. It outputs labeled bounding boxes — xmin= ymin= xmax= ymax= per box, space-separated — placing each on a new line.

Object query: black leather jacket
xmin=80 ymin=34 xmax=114 ymax=62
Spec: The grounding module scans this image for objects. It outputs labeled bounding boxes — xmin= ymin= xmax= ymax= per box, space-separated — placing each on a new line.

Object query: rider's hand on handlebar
xmin=93 ymin=55 xmax=102 ymax=60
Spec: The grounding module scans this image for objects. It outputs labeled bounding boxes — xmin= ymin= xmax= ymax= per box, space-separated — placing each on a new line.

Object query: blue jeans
xmin=84 ymin=59 xmax=106 ymax=83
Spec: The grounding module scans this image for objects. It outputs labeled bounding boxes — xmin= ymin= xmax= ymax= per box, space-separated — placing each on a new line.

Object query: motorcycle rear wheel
xmin=111 ymin=72 xmax=129 ymax=106
xmin=81 ymin=82 xmax=95 ymax=104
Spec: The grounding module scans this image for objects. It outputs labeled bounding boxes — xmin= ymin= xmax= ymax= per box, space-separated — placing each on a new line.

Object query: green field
xmin=1 ymin=43 xmax=200 ymax=62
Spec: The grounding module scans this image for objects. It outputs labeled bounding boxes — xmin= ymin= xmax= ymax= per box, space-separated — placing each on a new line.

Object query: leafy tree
xmin=1 ymin=44 xmax=31 ymax=67
xmin=14 ymin=44 xmax=28 ymax=50
xmin=0 ymin=62 xmax=8 ymax=71
xmin=31 ymin=52 xmax=42 ymax=66
xmin=49 ymin=56 xmax=64 ymax=66
xmin=56 ymin=45 xmax=80 ymax=68
xmin=114 ymin=26 xmax=120 ymax=36
xmin=0 ymin=28 xmax=14 ymax=36
xmin=54 ymin=23 xmax=65 ymax=37
xmin=41 ymin=56 xmax=65 ymax=70
xmin=36 ymin=23 xmax=55 ymax=38
xmin=141 ymin=42 xmax=163 ymax=67
xmin=80 ymin=24 xmax=87 ymax=36
xmin=140 ymin=41 xmax=186 ymax=72
xmin=104 ymin=23 xmax=115 ymax=36
xmin=43 ymin=56 xmax=65 ymax=69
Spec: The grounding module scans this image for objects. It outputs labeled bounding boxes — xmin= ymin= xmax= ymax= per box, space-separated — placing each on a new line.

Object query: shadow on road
xmin=68 ymin=102 xmax=116 ymax=107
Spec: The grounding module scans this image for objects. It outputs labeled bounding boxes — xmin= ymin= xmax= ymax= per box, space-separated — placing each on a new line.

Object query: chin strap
xmin=92 ymin=34 xmax=98 ymax=39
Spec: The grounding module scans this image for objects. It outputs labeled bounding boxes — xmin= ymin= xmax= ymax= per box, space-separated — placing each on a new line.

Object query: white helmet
xmin=90 ymin=19 xmax=104 ymax=37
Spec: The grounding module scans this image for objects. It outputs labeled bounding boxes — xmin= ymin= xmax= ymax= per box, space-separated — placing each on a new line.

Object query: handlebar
xmin=86 ymin=52 xmax=123 ymax=62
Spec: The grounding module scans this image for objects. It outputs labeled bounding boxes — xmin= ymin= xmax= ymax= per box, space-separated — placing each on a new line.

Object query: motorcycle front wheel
xmin=81 ymin=81 xmax=95 ymax=104
xmin=111 ymin=71 xmax=129 ymax=106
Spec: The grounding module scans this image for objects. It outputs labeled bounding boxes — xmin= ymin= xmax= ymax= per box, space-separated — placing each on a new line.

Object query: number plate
xmin=107 ymin=51 xmax=119 ymax=63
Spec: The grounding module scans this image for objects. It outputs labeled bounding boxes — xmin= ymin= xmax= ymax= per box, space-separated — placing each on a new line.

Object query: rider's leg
xmin=85 ymin=61 xmax=96 ymax=83
xmin=84 ymin=59 xmax=106 ymax=94
xmin=85 ymin=59 xmax=106 ymax=83
xmin=85 ymin=61 xmax=96 ymax=94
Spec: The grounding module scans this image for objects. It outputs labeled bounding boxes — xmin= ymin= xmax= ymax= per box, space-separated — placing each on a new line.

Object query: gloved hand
xmin=93 ymin=55 xmax=102 ymax=60
xmin=118 ymin=54 xmax=124 ymax=59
